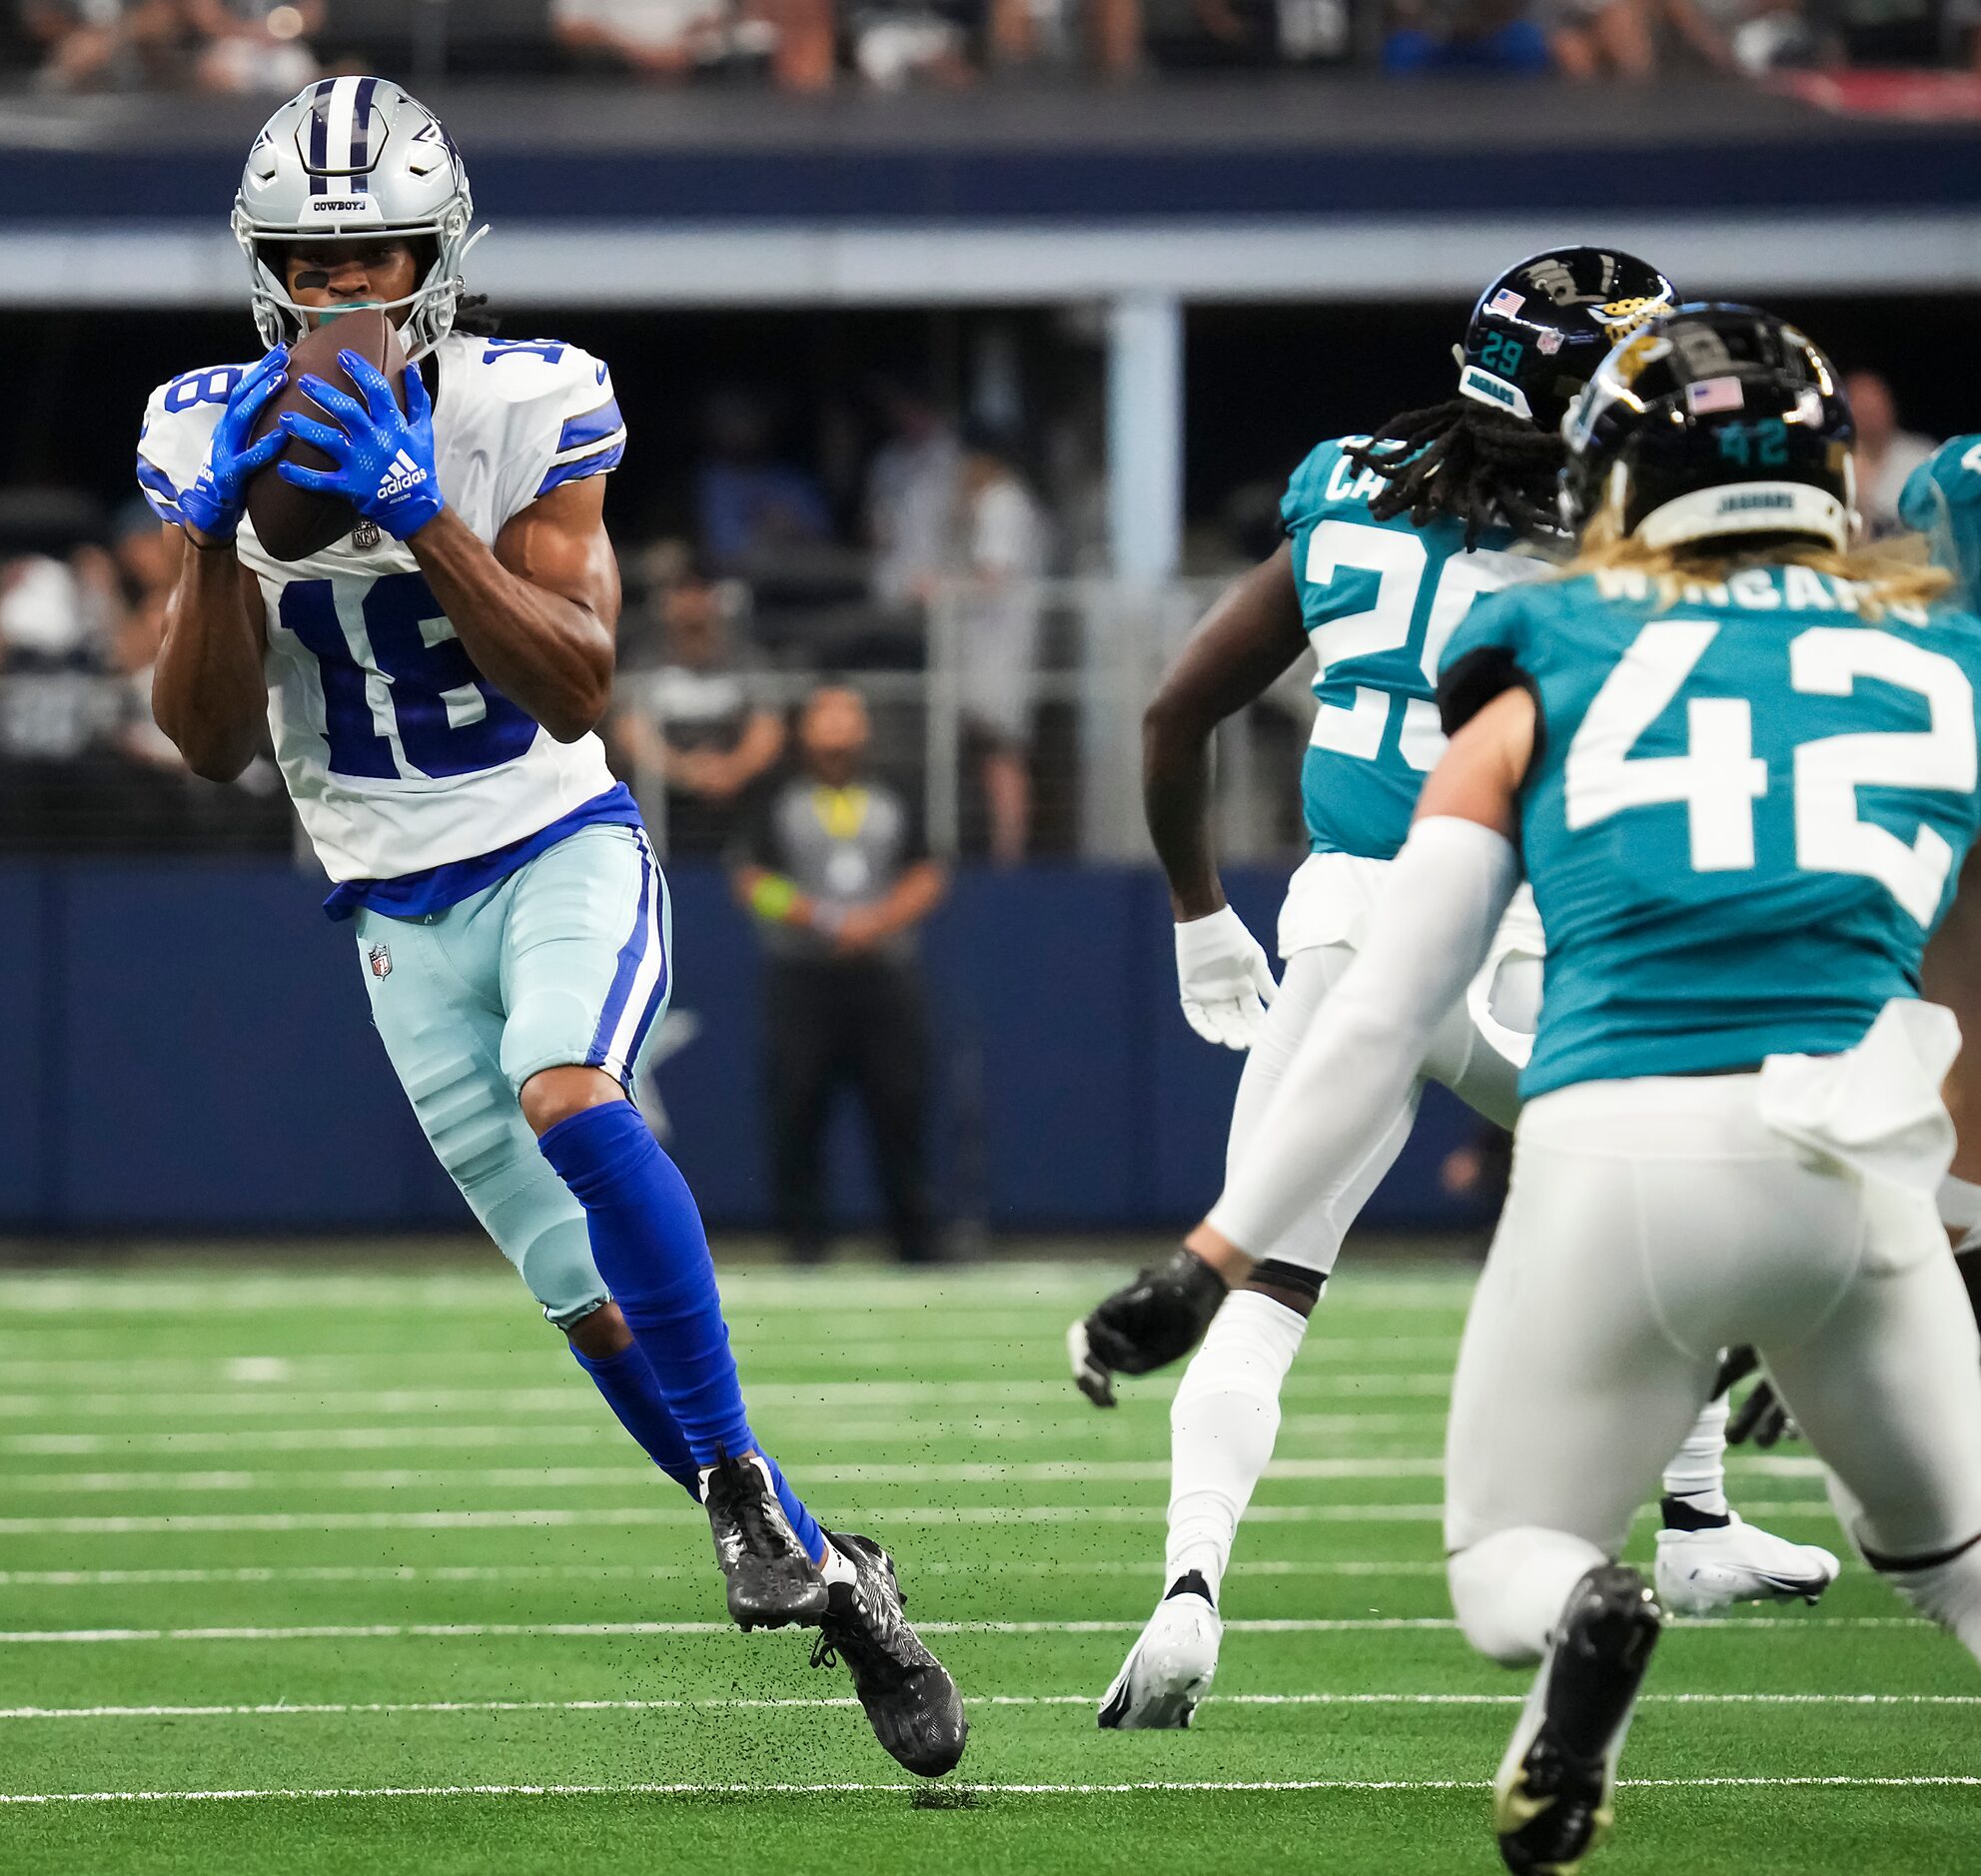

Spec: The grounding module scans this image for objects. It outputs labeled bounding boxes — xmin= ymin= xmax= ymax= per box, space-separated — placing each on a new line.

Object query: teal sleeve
xmin=1899 ymin=438 xmax=1981 ymax=610
xmin=1435 ymin=585 xmax=1533 ymax=735
xmin=1281 ymin=438 xmax=1344 ymax=539
xmin=1440 ymin=583 xmax=1528 ymax=675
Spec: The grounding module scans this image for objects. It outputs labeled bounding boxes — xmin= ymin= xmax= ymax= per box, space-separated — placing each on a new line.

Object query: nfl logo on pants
xmin=369 ymin=943 xmax=393 ymax=980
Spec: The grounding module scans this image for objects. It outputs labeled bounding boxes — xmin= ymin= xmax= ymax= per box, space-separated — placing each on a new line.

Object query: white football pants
xmin=1446 ymin=1073 xmax=1981 ymax=1661
xmin=1226 ymin=939 xmax=1533 ymax=1276
xmin=1161 ymin=934 xmax=1538 ymax=1594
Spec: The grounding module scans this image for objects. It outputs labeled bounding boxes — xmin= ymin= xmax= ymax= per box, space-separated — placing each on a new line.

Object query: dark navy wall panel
xmin=0 ymin=865 xmax=50 ymax=1228
xmin=640 ymin=868 xmax=1157 ymax=1230
xmin=646 ymin=867 xmax=772 ymax=1225
xmin=7 ymin=137 xmax=1981 ymax=223
xmin=927 ymin=868 xmax=1151 ymax=1225
xmin=11 ymin=857 xmax=1496 ymax=1236
xmin=55 ymin=860 xmax=457 ymax=1231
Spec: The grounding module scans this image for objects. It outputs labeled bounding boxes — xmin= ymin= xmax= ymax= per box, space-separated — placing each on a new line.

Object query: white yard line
xmin=0 ymin=1269 xmax=1474 ymax=1314
xmin=0 ymin=1559 xmax=1451 ymax=1586
xmin=0 ymin=1457 xmax=1489 ymax=1494
xmin=0 ymin=1412 xmax=1446 ymax=1455
xmin=0 ymin=1775 xmax=1973 ymax=1806
xmin=4 ymin=1691 xmax=1975 ymax=1722
xmin=0 ymin=1339 xmax=1468 ymax=1383
xmin=0 ymin=1456 xmax=1828 ymax=1495
xmin=0 ymin=1500 xmax=1841 ymax=1534
xmin=0 ymin=1376 xmax=1455 ymax=1418
xmin=0 ymin=1616 xmax=1923 ymax=1644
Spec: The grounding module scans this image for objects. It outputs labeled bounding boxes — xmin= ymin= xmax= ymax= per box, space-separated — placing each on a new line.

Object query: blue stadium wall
xmin=0 ymin=859 xmax=1485 ymax=1238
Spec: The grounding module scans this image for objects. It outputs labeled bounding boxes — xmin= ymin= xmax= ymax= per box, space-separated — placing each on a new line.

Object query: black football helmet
xmin=1459 ymin=248 xmax=1678 ymax=434
xmin=1560 ymin=303 xmax=1855 ymax=552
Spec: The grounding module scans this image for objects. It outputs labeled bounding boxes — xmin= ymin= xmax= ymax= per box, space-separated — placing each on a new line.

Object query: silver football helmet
xmin=232 ymin=77 xmax=487 ymax=362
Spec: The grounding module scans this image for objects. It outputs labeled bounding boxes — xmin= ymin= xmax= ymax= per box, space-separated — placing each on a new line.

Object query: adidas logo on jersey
xmin=379 ymin=451 xmax=429 ymax=500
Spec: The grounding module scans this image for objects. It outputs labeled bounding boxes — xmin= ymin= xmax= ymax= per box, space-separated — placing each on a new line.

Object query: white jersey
xmin=137 ymin=333 xmax=627 ymax=882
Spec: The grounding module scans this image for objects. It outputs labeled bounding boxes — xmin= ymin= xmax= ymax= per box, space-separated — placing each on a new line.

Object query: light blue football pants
xmin=355 ymin=822 xmax=672 ymax=1326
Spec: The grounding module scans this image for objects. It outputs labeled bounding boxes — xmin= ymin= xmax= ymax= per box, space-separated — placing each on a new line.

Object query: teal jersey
xmin=1899 ymin=435 xmax=1981 ymax=609
xmin=1282 ymin=437 xmax=1537 ymax=859
xmin=1441 ymin=564 xmax=1981 ymax=1099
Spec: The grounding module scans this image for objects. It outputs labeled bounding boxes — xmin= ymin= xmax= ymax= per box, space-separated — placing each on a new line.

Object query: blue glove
xmin=278 ymin=350 xmax=445 ymax=541
xmin=178 ymin=347 xmax=289 ymax=543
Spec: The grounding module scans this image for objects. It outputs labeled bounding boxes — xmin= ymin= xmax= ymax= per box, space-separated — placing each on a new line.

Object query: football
xmin=245 ymin=308 xmax=408 ymax=562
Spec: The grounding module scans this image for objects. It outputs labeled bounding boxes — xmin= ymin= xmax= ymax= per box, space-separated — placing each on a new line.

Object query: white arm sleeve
xmin=1205 ymin=816 xmax=1520 ymax=1256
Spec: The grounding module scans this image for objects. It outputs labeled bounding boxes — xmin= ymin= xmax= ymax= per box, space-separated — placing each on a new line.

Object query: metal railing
xmin=1 ymin=577 xmax=1322 ymax=865
xmin=624 ymin=574 xmax=1317 ymax=866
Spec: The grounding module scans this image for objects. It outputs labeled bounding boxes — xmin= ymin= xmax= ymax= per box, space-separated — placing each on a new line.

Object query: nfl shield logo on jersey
xmin=368 ymin=942 xmax=393 ymax=980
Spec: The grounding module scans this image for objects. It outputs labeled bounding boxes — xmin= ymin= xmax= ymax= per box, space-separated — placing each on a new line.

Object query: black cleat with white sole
xmin=811 ymin=1530 xmax=968 ymax=1778
xmin=1494 ymin=1564 xmax=1661 ymax=1876
xmin=700 ymin=1452 xmax=829 ymax=1632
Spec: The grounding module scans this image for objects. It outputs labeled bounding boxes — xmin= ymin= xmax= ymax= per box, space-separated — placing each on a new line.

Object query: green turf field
xmin=0 ymin=1257 xmax=1973 ymax=1875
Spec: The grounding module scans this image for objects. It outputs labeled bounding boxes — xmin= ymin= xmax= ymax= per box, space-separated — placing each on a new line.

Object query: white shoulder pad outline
xmin=137 ymin=363 xmax=255 ymax=525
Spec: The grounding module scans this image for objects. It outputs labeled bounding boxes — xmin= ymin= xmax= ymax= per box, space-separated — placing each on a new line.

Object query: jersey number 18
xmin=279 ymin=572 xmax=538 ymax=780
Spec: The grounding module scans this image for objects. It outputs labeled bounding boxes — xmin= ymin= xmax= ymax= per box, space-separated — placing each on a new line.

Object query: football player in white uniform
xmin=136 ymin=77 xmax=965 ymax=1781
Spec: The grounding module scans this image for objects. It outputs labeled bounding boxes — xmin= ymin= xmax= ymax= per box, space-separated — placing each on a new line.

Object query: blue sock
xmin=569 ymin=1338 xmax=825 ymax=1561
xmin=570 ymin=1341 xmax=699 ymax=1498
xmin=539 ymin=1105 xmax=826 ymax=1561
xmin=764 ymin=1452 xmax=826 ymax=1564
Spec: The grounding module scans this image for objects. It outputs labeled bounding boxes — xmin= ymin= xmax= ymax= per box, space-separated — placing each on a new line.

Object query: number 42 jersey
xmin=136 ymin=334 xmax=628 ymax=887
xmin=1440 ymin=564 xmax=1981 ymax=1099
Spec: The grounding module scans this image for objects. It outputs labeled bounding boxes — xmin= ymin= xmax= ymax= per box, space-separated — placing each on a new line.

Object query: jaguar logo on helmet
xmin=231 ymin=77 xmax=488 ymax=363
xmin=1561 ymin=303 xmax=1858 ymax=553
xmin=1463 ymin=248 xmax=1680 ymax=435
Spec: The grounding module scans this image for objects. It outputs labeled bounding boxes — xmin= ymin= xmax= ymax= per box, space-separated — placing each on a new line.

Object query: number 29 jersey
xmin=1281 ymin=437 xmax=1542 ymax=861
xmin=1440 ymin=564 xmax=1981 ymax=1099
xmin=136 ymin=334 xmax=628 ymax=885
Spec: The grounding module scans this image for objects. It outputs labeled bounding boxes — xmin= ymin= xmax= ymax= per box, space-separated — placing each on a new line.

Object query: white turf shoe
xmin=1097 ymin=1573 xmax=1222 ymax=1729
xmin=1653 ymin=1513 xmax=1840 ymax=1616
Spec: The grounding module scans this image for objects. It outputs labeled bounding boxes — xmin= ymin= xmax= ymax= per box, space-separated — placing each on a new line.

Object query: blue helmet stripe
xmin=350 ymin=75 xmax=378 ymax=192
xmin=307 ymin=77 xmax=334 ymax=194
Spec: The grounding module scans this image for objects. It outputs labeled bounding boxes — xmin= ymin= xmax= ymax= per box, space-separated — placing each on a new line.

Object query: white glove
xmin=1174 ymin=905 xmax=1277 ymax=1052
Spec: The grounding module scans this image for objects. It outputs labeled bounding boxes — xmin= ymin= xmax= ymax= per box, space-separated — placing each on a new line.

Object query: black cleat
xmin=700 ymin=1452 xmax=829 ymax=1632
xmin=811 ymin=1530 xmax=968 ymax=1778
xmin=1069 ymin=1249 xmax=1229 ymax=1407
xmin=1494 ymin=1564 xmax=1661 ymax=1876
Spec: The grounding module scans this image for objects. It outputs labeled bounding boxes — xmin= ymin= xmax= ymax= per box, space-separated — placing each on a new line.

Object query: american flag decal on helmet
xmin=1487 ymin=290 xmax=1526 ymax=318
xmin=1686 ymin=376 xmax=1746 ymax=416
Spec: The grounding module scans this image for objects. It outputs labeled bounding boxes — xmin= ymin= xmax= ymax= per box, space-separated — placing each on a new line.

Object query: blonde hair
xmin=1561 ymin=515 xmax=1950 ymax=621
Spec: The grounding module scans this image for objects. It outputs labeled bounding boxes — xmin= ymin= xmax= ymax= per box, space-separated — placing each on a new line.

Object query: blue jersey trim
xmin=536 ymin=441 xmax=625 ymax=497
xmin=136 ymin=456 xmax=183 ymax=523
xmin=324 ymin=782 xmax=643 ymax=922
xmin=557 ymin=398 xmax=623 ymax=455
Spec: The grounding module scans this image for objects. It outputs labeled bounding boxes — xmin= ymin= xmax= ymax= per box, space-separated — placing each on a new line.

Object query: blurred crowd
xmin=0 ymin=367 xmax=1934 ymax=859
xmin=0 ymin=372 xmax=1073 ymax=860
xmin=615 ymin=377 xmax=1063 ymax=864
xmin=13 ymin=0 xmax=1979 ymax=91
xmin=0 ymin=488 xmax=288 ymax=850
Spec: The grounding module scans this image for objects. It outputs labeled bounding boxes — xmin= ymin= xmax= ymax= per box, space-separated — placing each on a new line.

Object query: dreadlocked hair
xmin=1340 ymin=399 xmax=1565 ymax=548
xmin=452 ymin=293 xmax=498 ymax=338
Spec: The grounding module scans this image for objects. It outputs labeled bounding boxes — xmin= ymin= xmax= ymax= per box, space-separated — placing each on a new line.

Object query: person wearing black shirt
xmin=731 ymin=684 xmax=947 ymax=1263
